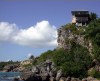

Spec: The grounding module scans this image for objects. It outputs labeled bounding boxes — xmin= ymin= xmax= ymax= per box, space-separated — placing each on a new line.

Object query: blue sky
xmin=0 ymin=0 xmax=100 ymax=61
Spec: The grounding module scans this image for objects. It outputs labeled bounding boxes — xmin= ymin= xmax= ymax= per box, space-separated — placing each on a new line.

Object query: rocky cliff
xmin=57 ymin=24 xmax=93 ymax=55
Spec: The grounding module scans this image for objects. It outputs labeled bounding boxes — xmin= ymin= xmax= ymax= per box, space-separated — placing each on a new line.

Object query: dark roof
xmin=71 ymin=11 xmax=89 ymax=16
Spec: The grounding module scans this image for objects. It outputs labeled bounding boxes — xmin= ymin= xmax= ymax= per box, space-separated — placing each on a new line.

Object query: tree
xmin=29 ymin=55 xmax=34 ymax=60
xmin=89 ymin=12 xmax=97 ymax=21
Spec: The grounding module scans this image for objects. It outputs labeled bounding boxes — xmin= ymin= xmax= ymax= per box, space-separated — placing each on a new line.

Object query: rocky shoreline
xmin=17 ymin=59 xmax=99 ymax=81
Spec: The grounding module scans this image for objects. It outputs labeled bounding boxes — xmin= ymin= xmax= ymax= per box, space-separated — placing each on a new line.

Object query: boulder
xmin=59 ymin=77 xmax=67 ymax=81
xmin=86 ymin=77 xmax=100 ymax=81
xmin=56 ymin=70 xmax=62 ymax=81
xmin=82 ymin=78 xmax=87 ymax=81
xmin=50 ymin=77 xmax=55 ymax=81
xmin=66 ymin=77 xmax=71 ymax=81
xmin=13 ymin=78 xmax=19 ymax=81
xmin=3 ymin=64 xmax=18 ymax=72
xmin=40 ymin=72 xmax=50 ymax=81
xmin=71 ymin=78 xmax=80 ymax=81
xmin=21 ymin=71 xmax=33 ymax=80
xmin=25 ymin=74 xmax=42 ymax=81
xmin=32 ymin=66 xmax=40 ymax=74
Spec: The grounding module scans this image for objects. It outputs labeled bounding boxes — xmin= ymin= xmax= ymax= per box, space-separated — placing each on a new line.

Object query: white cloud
xmin=0 ymin=22 xmax=17 ymax=41
xmin=0 ymin=21 xmax=57 ymax=48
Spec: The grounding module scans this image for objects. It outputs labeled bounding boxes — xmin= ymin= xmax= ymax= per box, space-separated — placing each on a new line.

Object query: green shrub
xmin=52 ymin=44 xmax=92 ymax=78
xmin=88 ymin=68 xmax=100 ymax=79
xmin=84 ymin=18 xmax=100 ymax=61
xmin=63 ymin=23 xmax=86 ymax=35
xmin=37 ymin=50 xmax=54 ymax=63
xmin=93 ymin=44 xmax=100 ymax=61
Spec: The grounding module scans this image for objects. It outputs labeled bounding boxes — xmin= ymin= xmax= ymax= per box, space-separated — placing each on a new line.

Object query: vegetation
xmin=29 ymin=55 xmax=34 ymax=60
xmin=37 ymin=50 xmax=54 ymax=63
xmin=36 ymin=44 xmax=92 ymax=78
xmin=85 ymin=18 xmax=100 ymax=61
xmin=0 ymin=61 xmax=19 ymax=71
xmin=63 ymin=23 xmax=85 ymax=35
xmin=52 ymin=44 xmax=92 ymax=78
xmin=89 ymin=12 xmax=98 ymax=21
xmin=88 ymin=68 xmax=100 ymax=79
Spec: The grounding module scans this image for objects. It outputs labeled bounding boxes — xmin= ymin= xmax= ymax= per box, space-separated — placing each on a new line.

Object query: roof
xmin=71 ymin=11 xmax=89 ymax=16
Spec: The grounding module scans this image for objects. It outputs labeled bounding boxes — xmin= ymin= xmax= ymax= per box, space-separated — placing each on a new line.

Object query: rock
xmin=66 ymin=77 xmax=71 ymax=81
xmin=57 ymin=26 xmax=93 ymax=54
xmin=32 ymin=66 xmax=40 ymax=74
xmin=25 ymin=74 xmax=42 ymax=81
xmin=21 ymin=71 xmax=33 ymax=80
xmin=59 ymin=77 xmax=67 ymax=81
xmin=13 ymin=78 xmax=19 ymax=81
xmin=86 ymin=77 xmax=100 ymax=81
xmin=3 ymin=64 xmax=18 ymax=72
xmin=71 ymin=78 xmax=80 ymax=81
xmin=56 ymin=69 xmax=62 ymax=81
xmin=40 ymin=71 xmax=50 ymax=81
xmin=82 ymin=78 xmax=87 ymax=81
xmin=21 ymin=59 xmax=56 ymax=81
xmin=45 ymin=59 xmax=52 ymax=72
xmin=50 ymin=77 xmax=55 ymax=81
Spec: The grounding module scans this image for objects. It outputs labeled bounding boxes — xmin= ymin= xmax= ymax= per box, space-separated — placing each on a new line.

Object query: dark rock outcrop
xmin=3 ymin=64 xmax=19 ymax=72
xmin=21 ymin=59 xmax=57 ymax=81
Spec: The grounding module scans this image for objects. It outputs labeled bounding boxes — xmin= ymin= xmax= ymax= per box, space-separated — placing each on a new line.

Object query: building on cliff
xmin=57 ymin=11 xmax=92 ymax=50
xmin=71 ymin=11 xmax=90 ymax=26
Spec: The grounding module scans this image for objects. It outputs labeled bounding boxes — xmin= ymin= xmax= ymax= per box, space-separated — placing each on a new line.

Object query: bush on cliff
xmin=85 ymin=18 xmax=100 ymax=61
xmin=88 ymin=68 xmax=100 ymax=79
xmin=52 ymin=44 xmax=92 ymax=78
xmin=37 ymin=50 xmax=54 ymax=63
xmin=63 ymin=23 xmax=85 ymax=35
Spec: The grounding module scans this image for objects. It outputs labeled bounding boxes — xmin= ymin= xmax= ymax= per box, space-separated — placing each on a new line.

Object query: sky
xmin=0 ymin=0 xmax=100 ymax=61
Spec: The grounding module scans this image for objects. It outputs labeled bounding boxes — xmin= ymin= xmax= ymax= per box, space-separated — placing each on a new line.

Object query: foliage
xmin=84 ymin=18 xmax=100 ymax=61
xmin=52 ymin=44 xmax=92 ymax=78
xmin=63 ymin=23 xmax=85 ymax=35
xmin=88 ymin=68 xmax=100 ymax=79
xmin=29 ymin=55 xmax=34 ymax=60
xmin=37 ymin=50 xmax=54 ymax=63
xmin=89 ymin=12 xmax=98 ymax=21
xmin=92 ymin=44 xmax=100 ymax=61
xmin=0 ymin=61 xmax=19 ymax=70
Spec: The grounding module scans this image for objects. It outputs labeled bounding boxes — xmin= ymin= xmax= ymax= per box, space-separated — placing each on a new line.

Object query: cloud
xmin=0 ymin=21 xmax=57 ymax=48
xmin=0 ymin=22 xmax=17 ymax=41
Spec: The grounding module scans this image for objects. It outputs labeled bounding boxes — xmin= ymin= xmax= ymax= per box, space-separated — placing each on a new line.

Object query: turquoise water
xmin=0 ymin=72 xmax=22 ymax=81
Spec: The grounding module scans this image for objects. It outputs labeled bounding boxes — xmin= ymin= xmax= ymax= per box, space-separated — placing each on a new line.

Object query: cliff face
xmin=57 ymin=26 xmax=93 ymax=54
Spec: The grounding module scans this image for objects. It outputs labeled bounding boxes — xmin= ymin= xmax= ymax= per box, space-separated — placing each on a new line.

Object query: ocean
xmin=0 ymin=72 xmax=22 ymax=81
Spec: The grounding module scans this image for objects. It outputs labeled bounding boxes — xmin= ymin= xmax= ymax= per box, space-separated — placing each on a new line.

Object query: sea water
xmin=0 ymin=72 xmax=22 ymax=81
